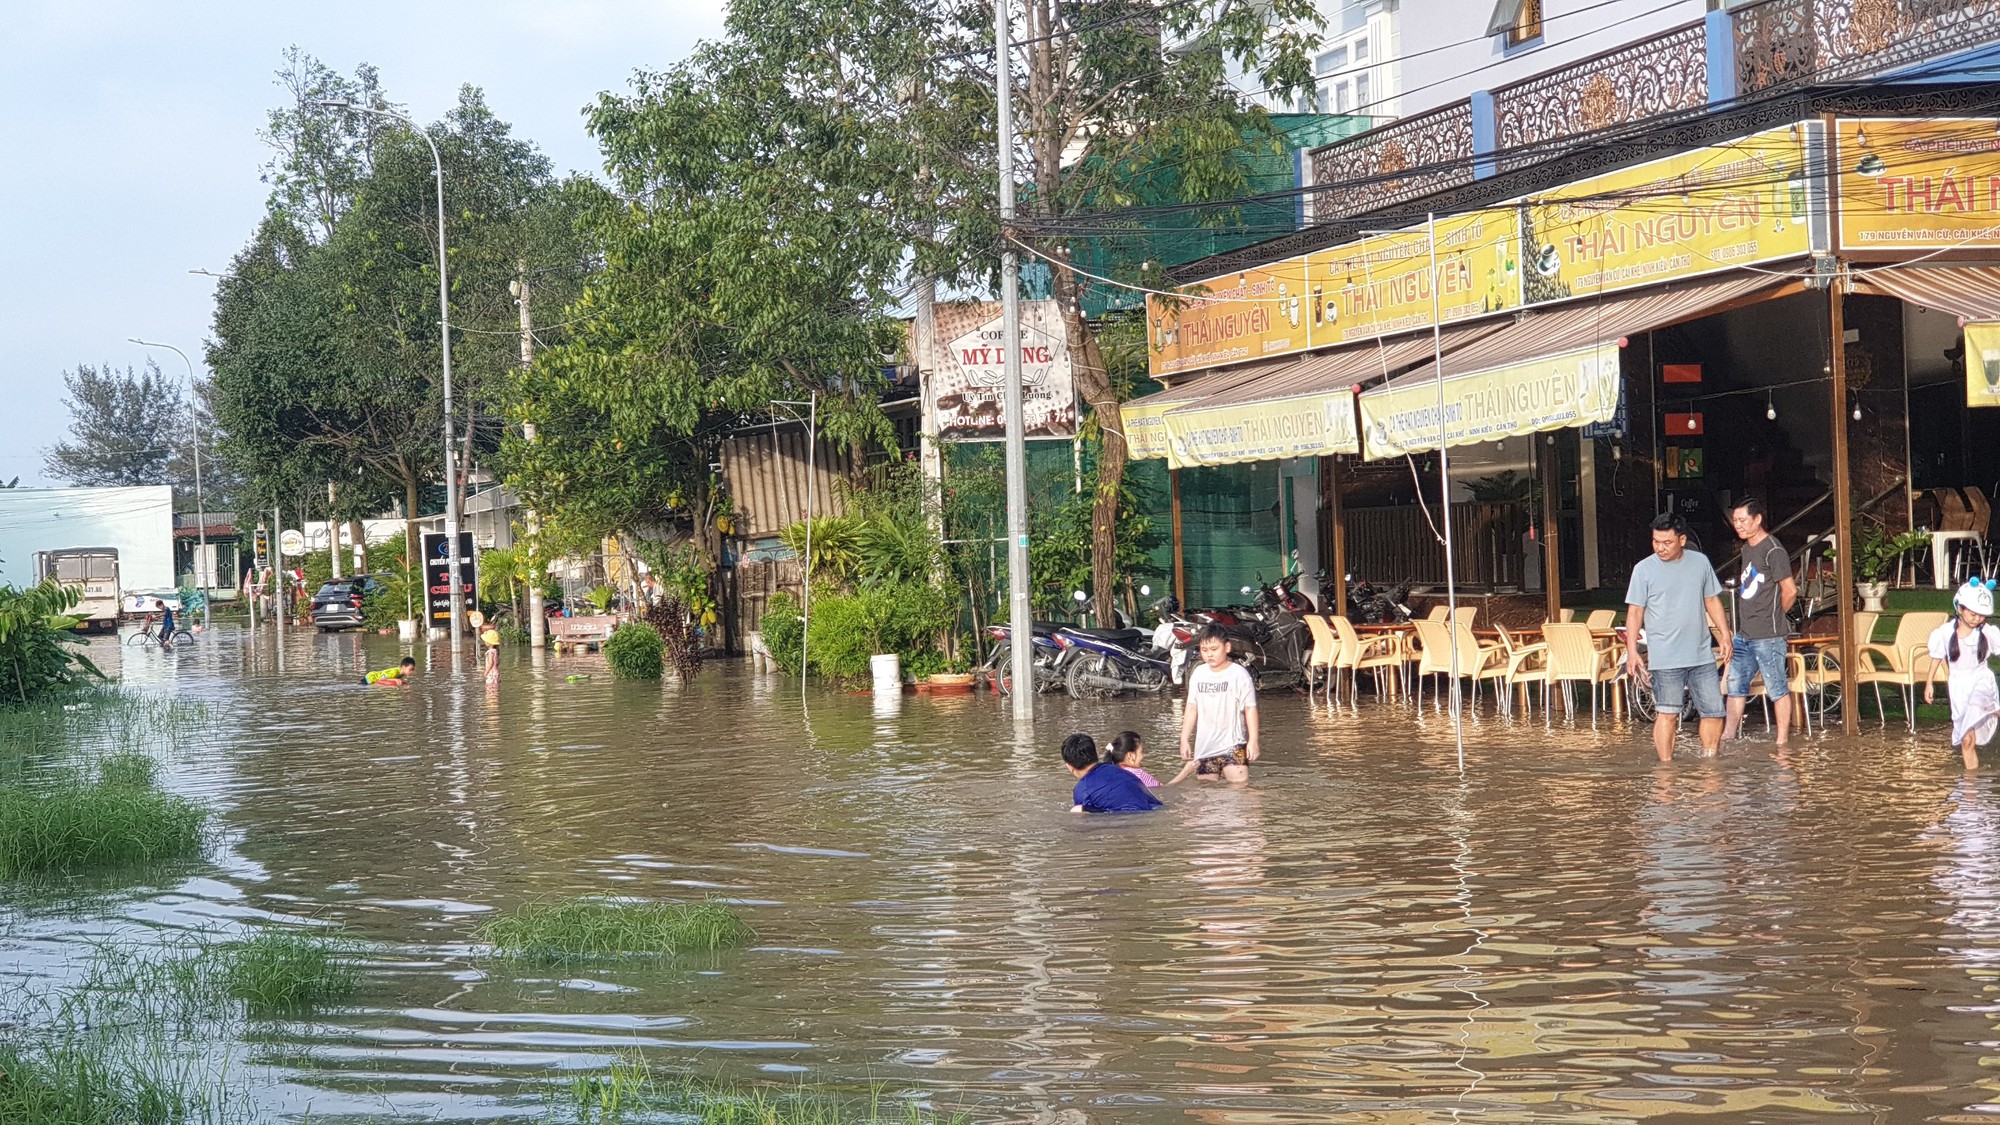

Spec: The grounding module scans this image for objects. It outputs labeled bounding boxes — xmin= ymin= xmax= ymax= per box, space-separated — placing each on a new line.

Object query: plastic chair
xmin=1411 ymin=618 xmax=1505 ymax=710
xmin=1498 ymin=627 xmax=1551 ymax=715
xmin=1856 ymin=611 xmax=1950 ymax=731
xmin=1303 ymin=614 xmax=1339 ymax=705
xmin=1584 ymin=609 xmax=1617 ymax=631
xmin=1331 ymin=614 xmax=1406 ymax=704
xmin=1543 ymin=622 xmax=1622 ymax=724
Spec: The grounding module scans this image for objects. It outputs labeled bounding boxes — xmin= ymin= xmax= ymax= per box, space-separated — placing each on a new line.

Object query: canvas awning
xmin=1358 ymin=272 xmax=1787 ymax=459
xmin=1851 ymin=265 xmax=2000 ymax=321
xmin=1118 ymin=364 xmax=1265 ymax=460
xmin=1156 ymin=329 xmax=1497 ymax=468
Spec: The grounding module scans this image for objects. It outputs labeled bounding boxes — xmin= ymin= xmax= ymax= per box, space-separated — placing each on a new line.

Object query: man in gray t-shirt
xmin=1625 ymin=514 xmax=1732 ymax=761
xmin=1721 ymin=497 xmax=1798 ymax=745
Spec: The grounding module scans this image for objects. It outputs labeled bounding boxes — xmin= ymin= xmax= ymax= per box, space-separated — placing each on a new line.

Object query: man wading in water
xmin=1721 ymin=497 xmax=1797 ymax=745
xmin=1626 ymin=514 xmax=1732 ymax=761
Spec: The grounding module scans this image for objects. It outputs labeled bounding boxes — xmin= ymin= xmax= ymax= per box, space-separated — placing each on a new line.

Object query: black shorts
xmin=1195 ymin=746 xmax=1249 ymax=776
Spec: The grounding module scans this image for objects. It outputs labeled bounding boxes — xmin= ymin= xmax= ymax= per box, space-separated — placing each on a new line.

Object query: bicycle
xmin=127 ymin=618 xmax=194 ymax=648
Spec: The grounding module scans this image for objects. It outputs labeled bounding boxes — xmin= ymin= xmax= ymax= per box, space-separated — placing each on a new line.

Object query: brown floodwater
xmin=9 ymin=624 xmax=2000 ymax=1122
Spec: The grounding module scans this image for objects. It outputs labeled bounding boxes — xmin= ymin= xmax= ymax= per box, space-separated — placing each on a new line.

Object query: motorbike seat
xmin=1070 ymin=627 xmax=1147 ymax=643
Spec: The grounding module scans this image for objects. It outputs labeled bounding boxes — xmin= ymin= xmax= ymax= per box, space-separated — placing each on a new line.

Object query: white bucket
xmin=870 ymin=653 xmax=901 ymax=695
xmin=397 ymin=619 xmax=417 ymax=642
xmin=748 ymin=631 xmax=770 ymax=673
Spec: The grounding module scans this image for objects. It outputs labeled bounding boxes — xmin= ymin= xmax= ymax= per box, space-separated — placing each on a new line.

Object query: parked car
xmin=310 ymin=575 xmax=387 ymax=632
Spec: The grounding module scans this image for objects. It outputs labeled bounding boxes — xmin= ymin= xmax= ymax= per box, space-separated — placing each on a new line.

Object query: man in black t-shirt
xmin=1722 ymin=497 xmax=1798 ymax=744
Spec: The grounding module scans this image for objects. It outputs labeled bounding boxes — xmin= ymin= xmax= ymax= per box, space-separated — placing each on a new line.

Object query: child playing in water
xmin=1105 ymin=730 xmax=1160 ymax=788
xmin=1174 ymin=625 xmax=1259 ymax=784
xmin=1061 ymin=732 xmax=1161 ymax=813
xmin=362 ymin=657 xmax=417 ymax=686
xmin=1927 ymin=579 xmax=2000 ymax=770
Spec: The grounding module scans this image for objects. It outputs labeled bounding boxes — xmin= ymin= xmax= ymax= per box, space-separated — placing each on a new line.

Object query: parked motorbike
xmin=1347 ymin=577 xmax=1414 ymax=625
xmin=1166 ymin=574 xmax=1314 ymax=691
xmin=1056 ymin=622 xmax=1175 ymax=699
xmin=982 ymin=622 xmax=1068 ymax=694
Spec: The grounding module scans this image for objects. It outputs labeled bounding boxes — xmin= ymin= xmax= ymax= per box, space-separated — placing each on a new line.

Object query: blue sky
xmin=0 ymin=2 xmax=725 ymax=487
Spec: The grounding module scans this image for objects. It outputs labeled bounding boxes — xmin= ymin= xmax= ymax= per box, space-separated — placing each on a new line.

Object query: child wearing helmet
xmin=1926 ymin=579 xmax=2000 ymax=769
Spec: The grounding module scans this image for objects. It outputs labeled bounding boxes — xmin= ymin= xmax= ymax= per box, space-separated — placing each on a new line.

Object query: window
xmin=1488 ymin=0 xmax=1544 ymax=46
xmin=1353 ymin=37 xmax=1369 ymax=62
xmin=1316 ymin=46 xmax=1348 ymax=74
xmin=1355 ymin=72 xmax=1371 ymax=109
xmin=1335 ymin=81 xmax=1352 ymax=112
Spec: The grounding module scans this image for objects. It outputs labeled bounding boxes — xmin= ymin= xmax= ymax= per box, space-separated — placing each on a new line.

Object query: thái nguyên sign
xmin=1146 ymin=257 xmax=1312 ymax=377
xmin=1358 ymin=342 xmax=1622 ymax=458
xmin=1837 ymin=118 xmax=2000 ymax=251
xmin=1304 ymin=210 xmax=1520 ymax=345
xmin=1519 ymin=124 xmax=1817 ymax=303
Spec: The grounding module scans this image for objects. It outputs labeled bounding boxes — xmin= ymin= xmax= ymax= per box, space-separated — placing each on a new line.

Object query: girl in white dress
xmin=1926 ymin=579 xmax=2000 ymax=769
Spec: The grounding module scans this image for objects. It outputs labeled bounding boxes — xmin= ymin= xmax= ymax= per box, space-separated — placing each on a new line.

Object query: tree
xmin=210 ymin=52 xmax=594 ymax=551
xmin=43 ymin=361 xmax=182 ymax=489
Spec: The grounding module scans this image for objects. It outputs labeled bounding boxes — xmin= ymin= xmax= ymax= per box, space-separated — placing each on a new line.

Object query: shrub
xmin=217 ymin=930 xmax=358 ymax=1013
xmin=478 ymin=899 xmax=754 ymax=963
xmin=759 ymin=593 xmax=805 ymax=674
xmin=779 ymin=516 xmax=864 ymax=582
xmin=0 ymin=580 xmax=102 ymax=709
xmin=603 ymin=622 xmax=665 ymax=680
xmin=804 ymin=581 xmax=952 ymax=682
xmin=95 ymin=754 xmax=157 ymax=790
xmin=0 ymin=773 xmax=206 ymax=877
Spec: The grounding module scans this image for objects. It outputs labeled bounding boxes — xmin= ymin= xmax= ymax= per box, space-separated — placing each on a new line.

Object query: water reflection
xmin=5 ymin=625 xmax=1999 ymax=1121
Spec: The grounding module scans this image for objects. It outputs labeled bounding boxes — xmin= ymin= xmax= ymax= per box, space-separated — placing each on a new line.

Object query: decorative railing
xmin=1307 ymin=99 xmax=1475 ymax=220
xmin=1344 ymin=502 xmax=1530 ymax=590
xmin=1491 ymin=21 xmax=1709 ymax=174
xmin=1736 ymin=0 xmax=2000 ymax=95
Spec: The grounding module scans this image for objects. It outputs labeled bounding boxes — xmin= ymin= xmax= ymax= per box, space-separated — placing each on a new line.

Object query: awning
xmin=1851 ymin=265 xmax=2000 ymax=321
xmin=1119 ymin=364 xmax=1265 ymax=460
xmin=1359 ymin=273 xmax=1786 ymax=459
xmin=1157 ymin=330 xmax=1488 ymax=468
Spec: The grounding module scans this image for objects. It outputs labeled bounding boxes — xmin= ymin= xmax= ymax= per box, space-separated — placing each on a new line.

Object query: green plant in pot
xmin=1828 ymin=522 xmax=1931 ymax=611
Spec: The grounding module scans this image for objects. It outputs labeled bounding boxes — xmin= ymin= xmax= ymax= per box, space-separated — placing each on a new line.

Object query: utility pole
xmin=997 ymin=0 xmax=1033 ymax=719
xmin=513 ymin=266 xmax=547 ymax=651
xmin=328 ymin=481 xmax=343 ymax=579
xmin=273 ymin=504 xmax=286 ymax=643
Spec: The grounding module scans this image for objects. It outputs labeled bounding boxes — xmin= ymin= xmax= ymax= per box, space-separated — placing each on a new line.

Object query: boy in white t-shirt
xmin=1170 ymin=624 xmax=1260 ymax=785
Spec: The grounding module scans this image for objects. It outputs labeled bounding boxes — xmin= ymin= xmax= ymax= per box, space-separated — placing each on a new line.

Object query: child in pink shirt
xmin=1106 ymin=730 xmax=1161 ymax=788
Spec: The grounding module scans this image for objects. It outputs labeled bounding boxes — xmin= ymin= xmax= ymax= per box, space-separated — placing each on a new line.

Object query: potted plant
xmin=1830 ymin=522 xmax=1932 ymax=611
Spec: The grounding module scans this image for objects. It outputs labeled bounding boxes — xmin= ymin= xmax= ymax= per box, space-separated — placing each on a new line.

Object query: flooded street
xmin=9 ymin=624 xmax=2000 ymax=1122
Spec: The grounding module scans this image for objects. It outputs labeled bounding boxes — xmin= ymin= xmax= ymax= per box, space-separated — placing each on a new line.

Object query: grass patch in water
xmin=0 ymin=766 xmax=206 ymax=878
xmin=548 ymin=1055 xmax=959 ymax=1125
xmin=480 ymin=899 xmax=754 ymax=963
xmin=0 ymin=686 xmax=216 ymax=781
xmin=0 ymin=1041 xmax=239 ymax=1125
xmin=216 ymin=929 xmax=358 ymax=1013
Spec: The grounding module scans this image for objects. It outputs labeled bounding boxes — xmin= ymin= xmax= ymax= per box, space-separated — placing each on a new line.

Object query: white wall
xmin=0 ymin=486 xmax=175 ymax=592
xmin=1397 ymin=0 xmax=1710 ymax=119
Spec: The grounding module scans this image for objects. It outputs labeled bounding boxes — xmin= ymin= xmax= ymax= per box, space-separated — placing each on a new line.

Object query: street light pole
xmin=131 ymin=338 xmax=210 ymax=628
xmin=996 ymin=0 xmax=1033 ymax=720
xmin=318 ymin=97 xmax=466 ymax=656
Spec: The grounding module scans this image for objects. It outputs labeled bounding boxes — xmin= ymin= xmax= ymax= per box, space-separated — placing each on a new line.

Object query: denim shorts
xmin=1726 ymin=635 xmax=1790 ymax=699
xmin=1651 ymin=663 xmax=1725 ymax=719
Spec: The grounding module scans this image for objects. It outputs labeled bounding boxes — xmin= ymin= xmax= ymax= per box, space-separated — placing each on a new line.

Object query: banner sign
xmin=1358 ymin=342 xmax=1622 ymax=459
xmin=421 ymin=531 xmax=477 ymax=626
xmin=1837 ymin=117 xmax=2000 ymax=251
xmin=1521 ymin=124 xmax=1816 ymax=303
xmin=1161 ymin=390 xmax=1360 ymax=468
xmin=926 ymin=300 xmax=1077 ymax=441
xmin=1305 ymin=210 xmax=1520 ymax=345
xmin=1966 ymin=322 xmax=2000 ymax=408
xmin=1118 ymin=394 xmax=1187 ymax=460
xmin=1146 ymin=124 xmax=1821 ymax=379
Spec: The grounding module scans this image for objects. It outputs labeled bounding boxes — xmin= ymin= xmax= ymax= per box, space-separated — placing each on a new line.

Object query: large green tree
xmin=42 ymin=361 xmax=235 ymax=510
xmin=210 ymin=53 xmax=594 ymax=550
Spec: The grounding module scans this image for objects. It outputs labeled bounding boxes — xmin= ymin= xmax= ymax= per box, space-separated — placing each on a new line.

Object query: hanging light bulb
xmin=1687 ymin=414 xmax=1699 ymax=430
xmin=1766 ymin=392 xmax=1777 ymax=421
xmin=1852 ymin=403 xmax=1863 ymax=421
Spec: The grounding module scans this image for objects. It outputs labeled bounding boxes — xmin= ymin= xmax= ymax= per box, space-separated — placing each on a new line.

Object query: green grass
xmin=0 ymin=770 xmax=206 ymax=878
xmin=480 ymin=899 xmax=755 ymax=963
xmin=0 ymin=1041 xmax=238 ymax=1125
xmin=546 ymin=1056 xmax=959 ymax=1125
xmin=215 ymin=929 xmax=358 ymax=1013
xmin=0 ymin=687 xmax=216 ymax=780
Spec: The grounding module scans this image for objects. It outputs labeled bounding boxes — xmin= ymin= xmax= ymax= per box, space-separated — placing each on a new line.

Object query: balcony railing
xmin=1491 ymin=20 xmax=1709 ymax=175
xmin=1736 ymin=0 xmax=2000 ymax=94
xmin=1307 ymin=99 xmax=1476 ymax=219
xmin=1302 ymin=0 xmax=2000 ymax=225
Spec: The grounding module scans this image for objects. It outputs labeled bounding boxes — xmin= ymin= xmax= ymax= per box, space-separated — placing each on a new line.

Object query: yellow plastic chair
xmin=1330 ymin=614 xmax=1406 ymax=704
xmin=1856 ymin=611 xmax=1950 ymax=731
xmin=1412 ymin=618 xmax=1505 ymax=710
xmin=1544 ymin=622 xmax=1623 ymax=724
xmin=1303 ymin=614 xmax=1339 ymax=705
xmin=1585 ymin=608 xmax=1617 ymax=631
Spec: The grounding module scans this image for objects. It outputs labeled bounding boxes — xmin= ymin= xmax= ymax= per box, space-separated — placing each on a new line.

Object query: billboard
xmin=925 ymin=300 xmax=1077 ymax=441
xmin=1837 ymin=117 xmax=2000 ymax=251
xmin=420 ymin=531 xmax=477 ymax=626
